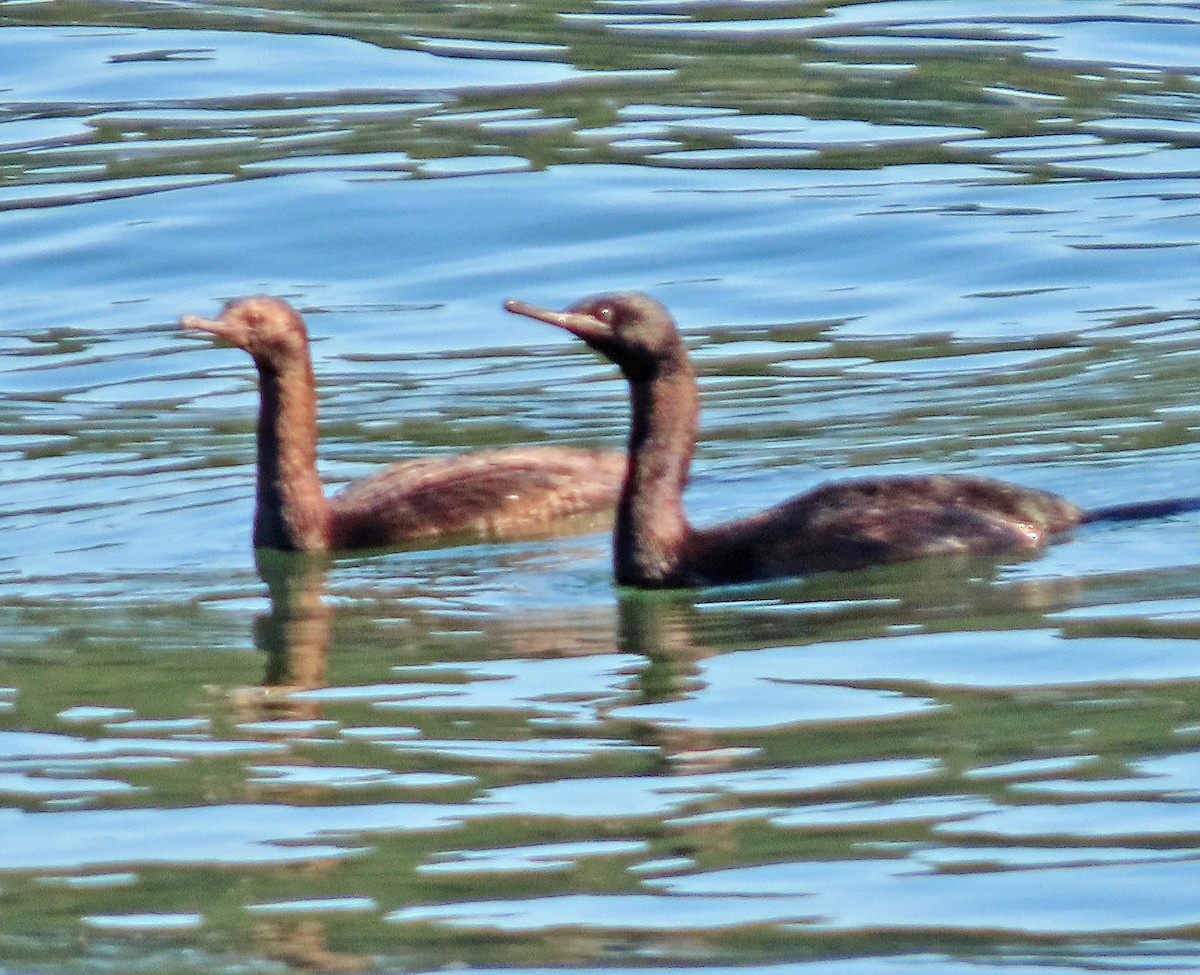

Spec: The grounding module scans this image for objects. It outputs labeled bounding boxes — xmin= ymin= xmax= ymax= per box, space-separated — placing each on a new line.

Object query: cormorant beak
xmin=504 ymin=298 xmax=613 ymax=345
xmin=179 ymin=313 xmax=235 ymax=341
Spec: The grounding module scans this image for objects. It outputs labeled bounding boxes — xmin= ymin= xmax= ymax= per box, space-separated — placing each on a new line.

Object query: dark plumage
xmin=182 ymin=295 xmax=624 ymax=552
xmin=505 ymin=291 xmax=1198 ymax=588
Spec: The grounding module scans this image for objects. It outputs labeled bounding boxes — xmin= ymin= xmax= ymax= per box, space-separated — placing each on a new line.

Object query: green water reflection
xmin=4 ymin=545 xmax=1200 ymax=969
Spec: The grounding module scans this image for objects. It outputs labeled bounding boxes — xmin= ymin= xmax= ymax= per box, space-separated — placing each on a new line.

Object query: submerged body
xmin=182 ymin=296 xmax=623 ymax=552
xmin=675 ymin=473 xmax=1082 ymax=586
xmin=505 ymin=292 xmax=1193 ymax=588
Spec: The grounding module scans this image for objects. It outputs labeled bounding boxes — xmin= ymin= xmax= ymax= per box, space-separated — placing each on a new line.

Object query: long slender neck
xmin=253 ymin=353 xmax=331 ymax=551
xmin=615 ymin=349 xmax=698 ymax=586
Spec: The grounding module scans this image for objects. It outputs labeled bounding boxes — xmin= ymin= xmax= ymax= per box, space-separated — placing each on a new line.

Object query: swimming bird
xmin=505 ymin=291 xmax=1198 ymax=588
xmin=182 ymin=295 xmax=624 ymax=552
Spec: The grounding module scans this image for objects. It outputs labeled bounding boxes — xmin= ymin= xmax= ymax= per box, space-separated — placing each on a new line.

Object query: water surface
xmin=2 ymin=2 xmax=1200 ymax=972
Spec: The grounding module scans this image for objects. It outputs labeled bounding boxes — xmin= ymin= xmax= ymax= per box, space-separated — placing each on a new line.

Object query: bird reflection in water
xmin=230 ymin=550 xmax=334 ymax=725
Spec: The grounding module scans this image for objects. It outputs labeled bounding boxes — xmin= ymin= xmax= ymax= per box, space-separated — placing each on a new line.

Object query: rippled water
xmin=3 ymin=1 xmax=1200 ymax=972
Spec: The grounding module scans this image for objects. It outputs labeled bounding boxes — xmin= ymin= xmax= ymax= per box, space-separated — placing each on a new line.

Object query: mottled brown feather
xmin=505 ymin=292 xmax=1087 ymax=589
xmin=182 ymin=296 xmax=623 ymax=553
xmin=329 ymin=447 xmax=626 ymax=547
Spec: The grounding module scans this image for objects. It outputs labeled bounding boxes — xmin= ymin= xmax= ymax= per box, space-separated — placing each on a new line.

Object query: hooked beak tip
xmin=179 ymin=314 xmax=232 ymax=343
xmin=503 ymin=297 xmax=549 ymax=320
xmin=503 ymin=297 xmax=575 ymax=329
xmin=180 ymin=313 xmax=219 ymax=331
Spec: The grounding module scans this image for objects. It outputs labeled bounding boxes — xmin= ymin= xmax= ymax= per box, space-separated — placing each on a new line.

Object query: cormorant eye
xmin=595 ymin=304 xmax=616 ymax=325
